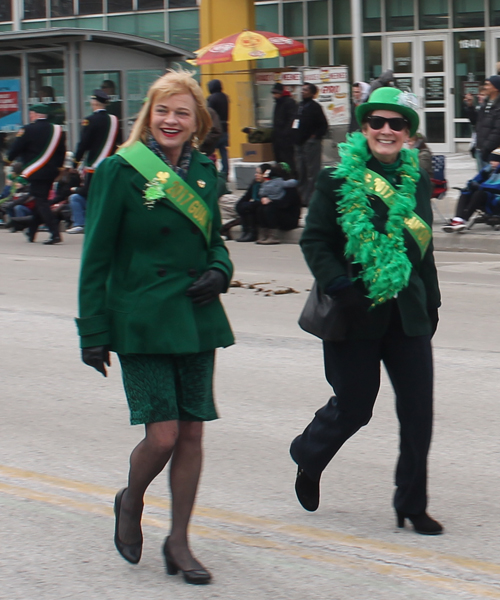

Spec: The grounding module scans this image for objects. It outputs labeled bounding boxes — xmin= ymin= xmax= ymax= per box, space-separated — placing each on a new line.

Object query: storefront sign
xmin=303 ymin=67 xmax=348 ymax=84
xmin=394 ymin=77 xmax=413 ymax=92
xmin=317 ymin=82 xmax=349 ymax=126
xmin=425 ymin=77 xmax=444 ymax=107
xmin=255 ymin=71 xmax=302 ymax=85
xmin=463 ymin=81 xmax=480 ymax=96
xmin=0 ymin=79 xmax=22 ymax=132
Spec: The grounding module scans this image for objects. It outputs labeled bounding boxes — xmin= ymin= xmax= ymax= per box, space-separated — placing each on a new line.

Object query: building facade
xmin=0 ymin=0 xmax=499 ymax=151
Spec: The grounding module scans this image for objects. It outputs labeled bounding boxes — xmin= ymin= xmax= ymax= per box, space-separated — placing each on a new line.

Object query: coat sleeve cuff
xmin=75 ymin=314 xmax=109 ymax=337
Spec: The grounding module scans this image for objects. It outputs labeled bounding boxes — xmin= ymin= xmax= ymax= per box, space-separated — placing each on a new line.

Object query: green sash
xmin=364 ymin=168 xmax=432 ymax=258
xmin=116 ymin=142 xmax=212 ymax=244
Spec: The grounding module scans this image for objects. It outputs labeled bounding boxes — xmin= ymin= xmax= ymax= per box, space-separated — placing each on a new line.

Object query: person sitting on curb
xmin=443 ymin=147 xmax=500 ymax=232
xmin=256 ymin=163 xmax=299 ymax=245
xmin=235 ymin=163 xmax=271 ymax=242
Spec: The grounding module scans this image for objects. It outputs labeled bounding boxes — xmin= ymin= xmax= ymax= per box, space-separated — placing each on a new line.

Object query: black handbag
xmin=298 ymin=281 xmax=348 ymax=341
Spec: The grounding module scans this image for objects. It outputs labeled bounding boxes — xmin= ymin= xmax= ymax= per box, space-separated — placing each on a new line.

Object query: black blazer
xmin=8 ymin=118 xmax=66 ymax=181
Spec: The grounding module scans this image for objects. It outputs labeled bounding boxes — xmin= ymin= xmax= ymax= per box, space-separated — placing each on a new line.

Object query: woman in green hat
xmin=76 ymin=70 xmax=234 ymax=583
xmin=290 ymin=86 xmax=443 ymax=535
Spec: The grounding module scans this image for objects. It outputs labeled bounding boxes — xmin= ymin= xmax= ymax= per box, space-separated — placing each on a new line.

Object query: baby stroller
xmin=430 ymin=155 xmax=448 ymax=222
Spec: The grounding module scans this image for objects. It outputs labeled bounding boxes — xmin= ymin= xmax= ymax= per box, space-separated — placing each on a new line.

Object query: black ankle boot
xmin=294 ymin=467 xmax=320 ymax=512
xmin=396 ymin=510 xmax=443 ymax=535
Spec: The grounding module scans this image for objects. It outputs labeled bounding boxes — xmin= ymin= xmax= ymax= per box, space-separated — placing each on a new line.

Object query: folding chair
xmin=430 ymin=154 xmax=448 ymax=223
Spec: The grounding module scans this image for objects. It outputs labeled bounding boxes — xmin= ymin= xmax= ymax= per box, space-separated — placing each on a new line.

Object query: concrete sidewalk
xmin=229 ymin=153 xmax=500 ymax=254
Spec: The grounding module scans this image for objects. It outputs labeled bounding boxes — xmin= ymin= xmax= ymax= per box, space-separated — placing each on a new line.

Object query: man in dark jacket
xmin=7 ymin=103 xmax=66 ymax=244
xmin=465 ymin=76 xmax=500 ymax=170
xmin=294 ymin=83 xmax=329 ymax=206
xmin=207 ymin=79 xmax=229 ymax=178
xmin=74 ymin=89 xmax=120 ymax=197
xmin=271 ymin=82 xmax=297 ymax=175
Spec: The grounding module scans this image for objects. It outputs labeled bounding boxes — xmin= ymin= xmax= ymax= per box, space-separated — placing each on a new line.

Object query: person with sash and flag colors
xmin=68 ymin=89 xmax=120 ymax=233
xmin=7 ymin=103 xmax=66 ymax=244
xmin=76 ymin=70 xmax=233 ymax=584
xmin=290 ymin=87 xmax=443 ymax=535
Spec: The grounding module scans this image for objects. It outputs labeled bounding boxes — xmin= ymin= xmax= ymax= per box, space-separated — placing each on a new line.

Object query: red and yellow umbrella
xmin=188 ymin=30 xmax=307 ymax=65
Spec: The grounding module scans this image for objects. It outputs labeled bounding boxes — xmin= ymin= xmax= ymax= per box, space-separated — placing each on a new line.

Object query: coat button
xmin=161 ymin=226 xmax=170 ymax=235
xmin=188 ymin=268 xmax=197 ymax=277
xmin=157 ymin=268 xmax=167 ymax=277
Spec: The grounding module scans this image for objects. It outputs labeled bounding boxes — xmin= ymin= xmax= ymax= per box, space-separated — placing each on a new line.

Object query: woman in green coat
xmin=290 ymin=87 xmax=443 ymax=535
xmin=76 ymin=70 xmax=234 ymax=584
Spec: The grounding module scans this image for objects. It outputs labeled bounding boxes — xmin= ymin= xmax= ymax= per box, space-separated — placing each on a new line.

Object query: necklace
xmin=333 ymin=132 xmax=420 ymax=305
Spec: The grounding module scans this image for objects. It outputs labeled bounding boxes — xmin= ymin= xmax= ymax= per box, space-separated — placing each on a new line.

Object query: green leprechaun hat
xmin=356 ymin=87 xmax=419 ymax=136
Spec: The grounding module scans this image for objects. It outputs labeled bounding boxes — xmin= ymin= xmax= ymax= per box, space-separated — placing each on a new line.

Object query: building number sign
xmin=459 ymin=39 xmax=481 ymax=49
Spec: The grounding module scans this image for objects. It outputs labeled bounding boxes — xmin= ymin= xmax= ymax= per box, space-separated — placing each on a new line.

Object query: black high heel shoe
xmin=114 ymin=488 xmax=143 ymax=564
xmin=294 ymin=467 xmax=320 ymax=512
xmin=396 ymin=510 xmax=443 ymax=535
xmin=163 ymin=537 xmax=212 ymax=585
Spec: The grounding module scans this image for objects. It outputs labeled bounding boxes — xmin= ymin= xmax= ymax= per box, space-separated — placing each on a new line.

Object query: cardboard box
xmin=241 ymin=143 xmax=274 ymax=163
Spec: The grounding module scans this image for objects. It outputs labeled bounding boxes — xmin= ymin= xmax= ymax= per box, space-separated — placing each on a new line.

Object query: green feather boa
xmin=333 ymin=132 xmax=420 ymax=305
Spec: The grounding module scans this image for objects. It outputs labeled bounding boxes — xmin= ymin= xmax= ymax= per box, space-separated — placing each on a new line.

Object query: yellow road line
xmin=1 ymin=479 xmax=500 ymax=599
xmin=1 ymin=463 xmax=499 ymax=583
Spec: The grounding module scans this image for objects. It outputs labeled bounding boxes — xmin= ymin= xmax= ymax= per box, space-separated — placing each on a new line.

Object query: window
xmin=255 ymin=4 xmax=279 ymax=33
xmin=453 ymin=0 xmax=484 ymax=28
xmin=419 ymin=0 xmax=448 ymax=29
xmin=364 ymin=36 xmax=381 ymax=82
xmin=309 ymin=39 xmax=329 ymax=66
xmin=333 ymin=0 xmax=351 ymax=34
xmin=362 ymin=0 xmax=380 ymax=33
xmin=138 ymin=0 xmax=164 ymax=9
xmin=128 ymin=69 xmax=163 ymax=116
xmin=491 ymin=0 xmax=500 ymax=26
xmin=169 ymin=0 xmax=197 ymax=6
xmin=334 ymin=38 xmax=352 ymax=79
xmin=79 ymin=1 xmax=103 ymax=14
xmin=108 ymin=13 xmax=165 ymax=41
xmin=454 ymin=32 xmax=485 ymax=117
xmin=169 ymin=10 xmax=199 ymax=53
xmin=51 ymin=0 xmax=74 ymax=17
xmin=107 ymin=0 xmax=133 ymax=13
xmin=308 ymin=1 xmax=328 ymax=36
xmin=24 ymin=0 xmax=47 ymax=19
xmin=386 ymin=0 xmax=414 ymax=32
xmin=0 ymin=0 xmax=12 ymax=21
xmin=283 ymin=2 xmax=303 ymax=38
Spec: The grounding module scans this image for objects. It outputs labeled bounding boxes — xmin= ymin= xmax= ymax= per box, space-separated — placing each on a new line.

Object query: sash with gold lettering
xmin=116 ymin=142 xmax=212 ymax=244
xmin=364 ymin=168 xmax=432 ymax=259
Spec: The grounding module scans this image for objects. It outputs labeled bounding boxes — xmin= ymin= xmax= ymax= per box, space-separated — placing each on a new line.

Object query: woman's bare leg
xmin=167 ymin=421 xmax=204 ymax=570
xmin=118 ymin=420 xmax=178 ymax=544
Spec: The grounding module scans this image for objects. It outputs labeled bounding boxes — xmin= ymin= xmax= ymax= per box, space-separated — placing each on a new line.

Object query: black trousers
xmin=28 ymin=179 xmax=59 ymax=239
xmin=456 ymin=190 xmax=487 ymax=222
xmin=290 ymin=306 xmax=434 ymax=514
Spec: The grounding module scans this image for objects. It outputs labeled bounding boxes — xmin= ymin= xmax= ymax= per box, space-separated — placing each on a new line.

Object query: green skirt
xmin=118 ymin=351 xmax=217 ymax=425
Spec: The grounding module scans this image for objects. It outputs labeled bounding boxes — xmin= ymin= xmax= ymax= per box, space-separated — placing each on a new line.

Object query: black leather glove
xmin=428 ymin=308 xmax=439 ymax=337
xmin=82 ymin=346 xmax=110 ymax=377
xmin=186 ymin=269 xmax=226 ymax=306
xmin=469 ymin=180 xmax=480 ymax=191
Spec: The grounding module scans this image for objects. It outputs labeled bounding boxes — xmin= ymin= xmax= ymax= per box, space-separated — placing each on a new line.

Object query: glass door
xmin=420 ymin=36 xmax=449 ymax=152
xmin=389 ymin=37 xmax=417 ymax=95
xmin=387 ymin=35 xmax=452 ymax=152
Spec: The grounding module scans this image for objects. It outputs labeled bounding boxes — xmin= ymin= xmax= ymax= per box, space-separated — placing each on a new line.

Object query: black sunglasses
xmin=366 ymin=115 xmax=409 ymax=132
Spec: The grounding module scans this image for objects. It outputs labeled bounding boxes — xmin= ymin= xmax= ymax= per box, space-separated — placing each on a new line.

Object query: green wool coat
xmin=76 ymin=148 xmax=234 ymax=353
xmin=300 ymin=154 xmax=441 ymax=340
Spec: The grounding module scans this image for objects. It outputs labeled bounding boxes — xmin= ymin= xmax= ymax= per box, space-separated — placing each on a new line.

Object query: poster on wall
xmin=0 ymin=79 xmax=22 ymax=132
xmin=303 ymin=67 xmax=350 ymax=126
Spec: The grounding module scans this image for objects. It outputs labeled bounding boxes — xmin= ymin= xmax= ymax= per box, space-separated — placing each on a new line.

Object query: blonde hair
xmin=122 ymin=69 xmax=211 ymax=149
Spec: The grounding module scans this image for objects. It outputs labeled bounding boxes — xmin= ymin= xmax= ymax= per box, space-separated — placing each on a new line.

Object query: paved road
xmin=1 ymin=232 xmax=500 ymax=599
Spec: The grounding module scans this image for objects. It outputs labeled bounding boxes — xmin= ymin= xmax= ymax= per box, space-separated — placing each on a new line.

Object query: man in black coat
xmin=7 ymin=103 xmax=66 ymax=244
xmin=207 ymin=79 xmax=229 ymax=178
xmin=294 ymin=83 xmax=329 ymax=206
xmin=466 ymin=76 xmax=500 ymax=170
xmin=271 ymin=83 xmax=297 ymax=175
xmin=73 ymin=89 xmax=120 ymax=196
